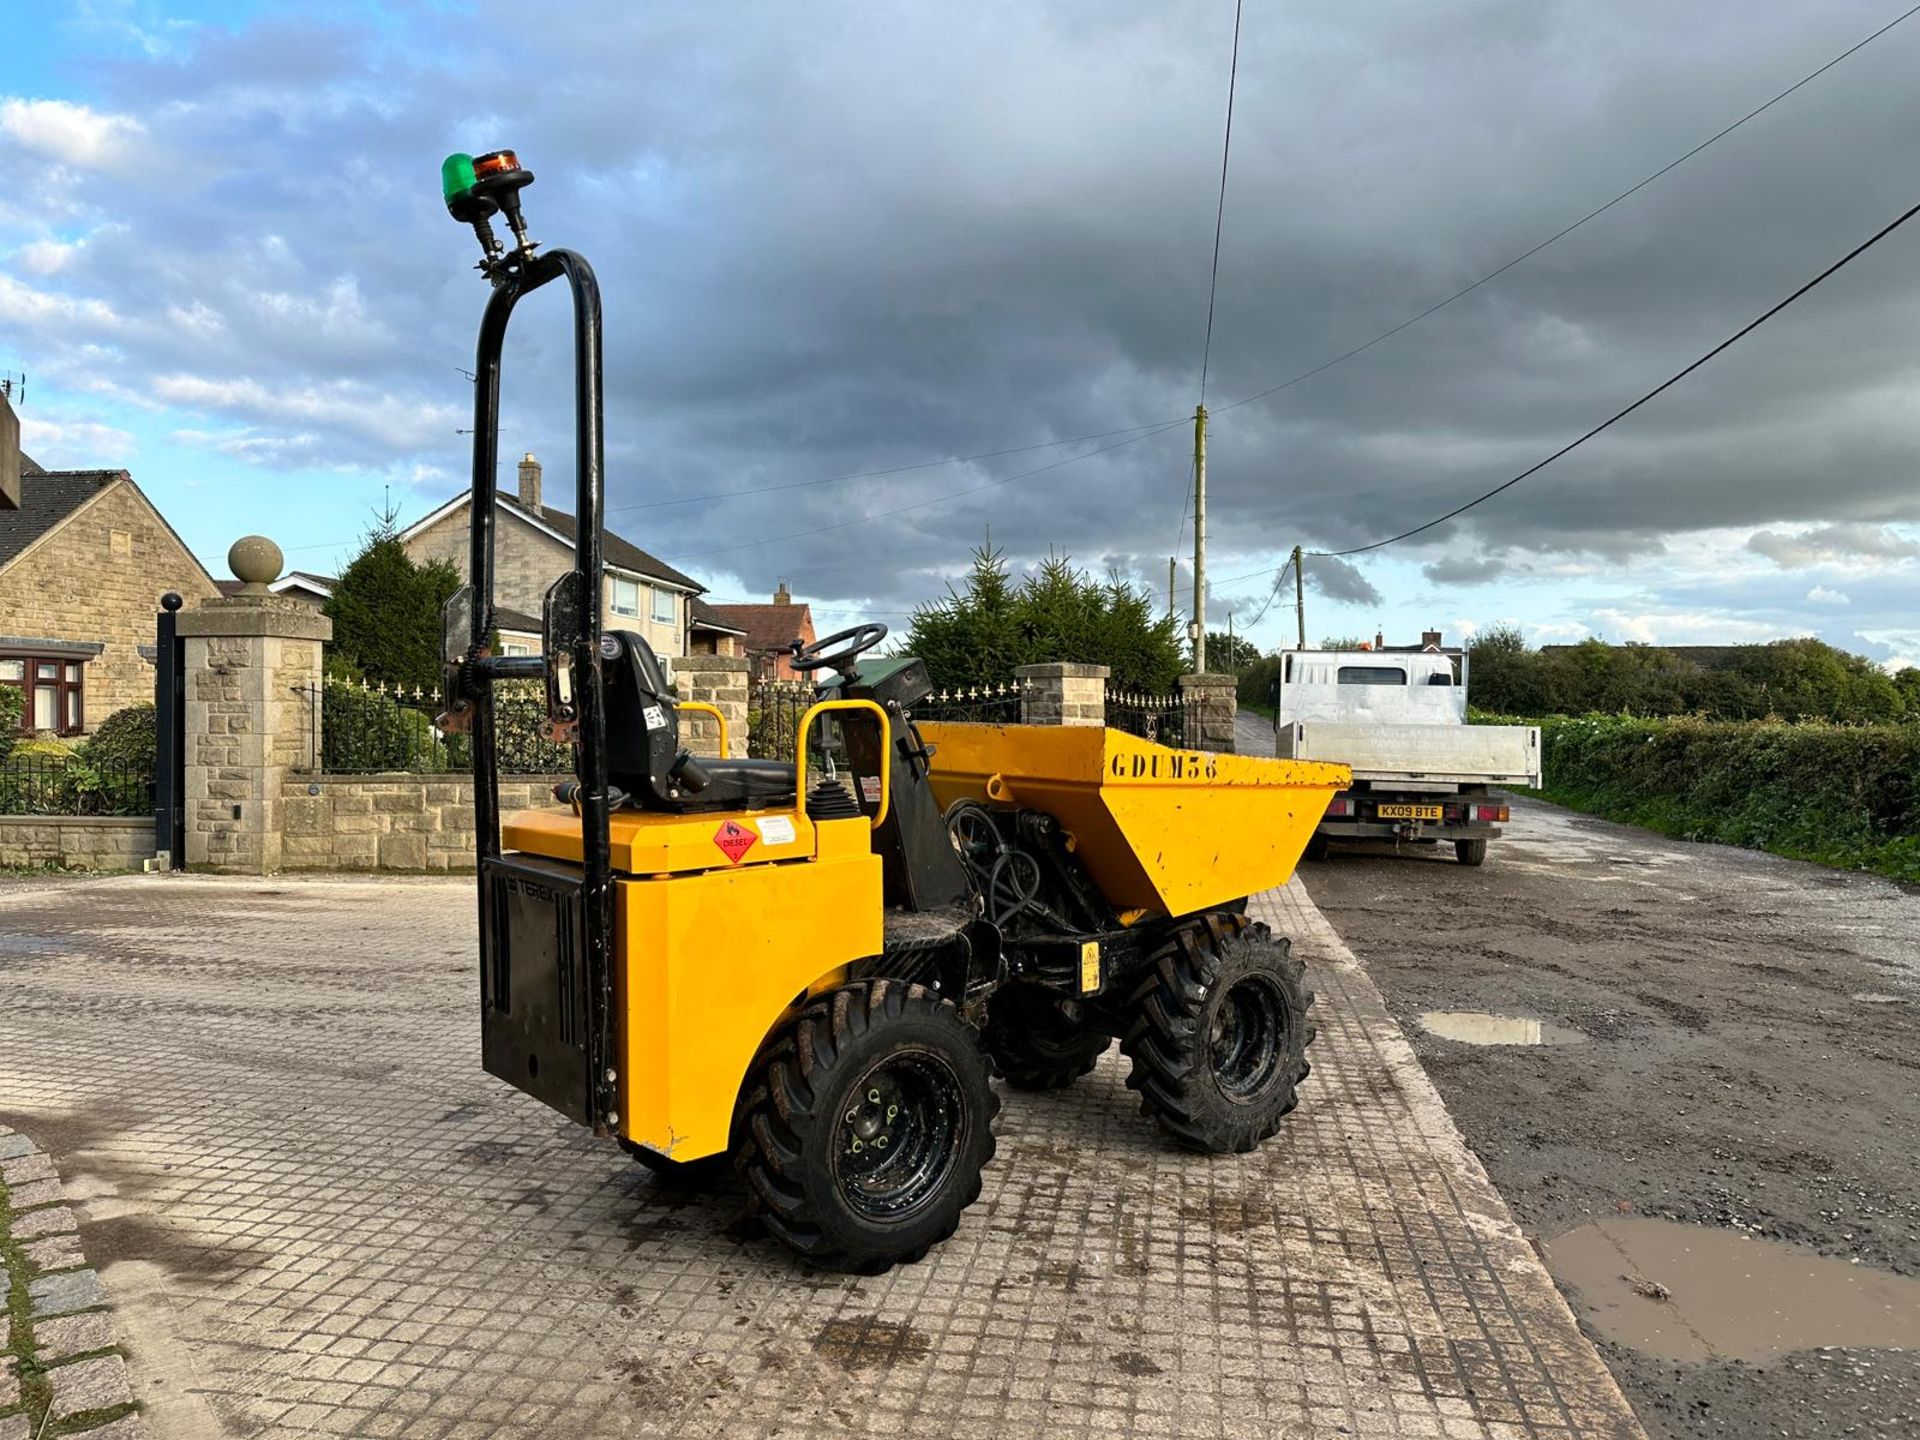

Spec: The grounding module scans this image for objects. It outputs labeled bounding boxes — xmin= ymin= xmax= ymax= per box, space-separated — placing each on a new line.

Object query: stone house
xmin=0 ymin=447 xmax=220 ymax=736
xmin=710 ymin=584 xmax=818 ymax=681
xmin=402 ymin=454 xmax=735 ymax=659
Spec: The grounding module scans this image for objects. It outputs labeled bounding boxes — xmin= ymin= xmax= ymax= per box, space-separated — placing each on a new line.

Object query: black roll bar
xmin=461 ymin=247 xmax=617 ymax=1132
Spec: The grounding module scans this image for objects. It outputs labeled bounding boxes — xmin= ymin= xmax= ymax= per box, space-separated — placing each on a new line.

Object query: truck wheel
xmin=618 ymin=1139 xmax=732 ymax=1188
xmin=735 ymin=979 xmax=998 ymax=1273
xmin=1120 ymin=914 xmax=1315 ymax=1154
xmin=983 ymin=982 xmax=1110 ymax=1091
xmin=1302 ymin=834 xmax=1330 ymax=862
xmin=1454 ymin=838 xmax=1488 ymax=867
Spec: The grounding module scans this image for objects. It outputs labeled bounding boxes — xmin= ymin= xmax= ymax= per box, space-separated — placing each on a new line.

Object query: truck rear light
xmin=1474 ymin=803 xmax=1509 ymax=823
xmin=1326 ymin=797 xmax=1354 ymax=817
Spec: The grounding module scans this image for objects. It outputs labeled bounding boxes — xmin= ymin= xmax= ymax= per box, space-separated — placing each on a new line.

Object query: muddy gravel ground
xmin=1301 ymin=798 xmax=1920 ymax=1440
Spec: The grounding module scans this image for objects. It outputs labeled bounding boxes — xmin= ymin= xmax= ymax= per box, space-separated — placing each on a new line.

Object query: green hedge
xmin=1523 ymin=714 xmax=1920 ymax=883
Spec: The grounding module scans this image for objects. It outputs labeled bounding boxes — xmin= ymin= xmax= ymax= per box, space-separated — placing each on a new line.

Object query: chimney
xmin=1422 ymin=629 xmax=1442 ymax=650
xmin=516 ymin=452 xmax=542 ymax=511
xmin=0 ymin=387 xmax=19 ymax=511
xmin=773 ymin=580 xmax=791 ymax=606
xmin=1375 ymin=629 xmax=1385 ymax=651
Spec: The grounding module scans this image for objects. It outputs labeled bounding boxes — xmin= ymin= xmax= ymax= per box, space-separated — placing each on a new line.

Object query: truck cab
xmin=1273 ymin=646 xmax=1540 ymax=866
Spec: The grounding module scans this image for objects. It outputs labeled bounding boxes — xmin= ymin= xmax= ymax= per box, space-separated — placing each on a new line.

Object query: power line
xmin=1310 ymin=194 xmax=1920 ymax=559
xmin=1198 ymin=0 xmax=1245 ymax=404
xmin=664 ymin=417 xmax=1193 ymax=563
xmin=1243 ymin=554 xmax=1292 ymax=627
xmin=1213 ymin=0 xmax=1920 ymax=415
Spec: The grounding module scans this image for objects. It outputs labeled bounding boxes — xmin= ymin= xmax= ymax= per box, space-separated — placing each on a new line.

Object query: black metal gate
xmin=152 ymin=592 xmax=186 ymax=866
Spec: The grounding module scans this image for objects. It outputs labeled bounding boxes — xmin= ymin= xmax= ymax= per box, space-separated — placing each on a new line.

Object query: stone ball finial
xmin=229 ymin=535 xmax=284 ymax=594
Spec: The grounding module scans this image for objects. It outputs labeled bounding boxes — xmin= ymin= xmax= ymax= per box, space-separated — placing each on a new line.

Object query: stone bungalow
xmin=0 ymin=445 xmax=220 ymax=736
xmin=402 ymin=454 xmax=741 ymax=659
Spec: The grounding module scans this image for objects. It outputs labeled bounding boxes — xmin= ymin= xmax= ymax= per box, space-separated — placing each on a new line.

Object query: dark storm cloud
xmin=8 ymin=0 xmax=1920 ymax=619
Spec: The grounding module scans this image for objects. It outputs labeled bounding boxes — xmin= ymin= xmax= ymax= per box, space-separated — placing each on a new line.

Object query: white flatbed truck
xmin=1272 ymin=648 xmax=1540 ymax=866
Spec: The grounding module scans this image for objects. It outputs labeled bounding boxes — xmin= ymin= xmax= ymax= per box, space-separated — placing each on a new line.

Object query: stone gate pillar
xmin=675 ymin=654 xmax=749 ymax=758
xmin=176 ymin=537 xmax=331 ymax=873
xmin=1178 ymin=672 xmax=1237 ymax=753
xmin=1016 ymin=662 xmax=1109 ymax=726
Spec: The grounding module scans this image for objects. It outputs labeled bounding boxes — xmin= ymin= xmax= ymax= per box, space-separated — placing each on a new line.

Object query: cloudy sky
xmin=5 ymin=0 xmax=1918 ymax=668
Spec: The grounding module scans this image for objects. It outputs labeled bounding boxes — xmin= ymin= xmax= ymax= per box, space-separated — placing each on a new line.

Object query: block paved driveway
xmin=0 ymin=874 xmax=1642 ymax=1439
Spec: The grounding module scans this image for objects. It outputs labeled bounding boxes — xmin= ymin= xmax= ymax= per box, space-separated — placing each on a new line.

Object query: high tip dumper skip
xmin=436 ymin=151 xmax=1352 ymax=1273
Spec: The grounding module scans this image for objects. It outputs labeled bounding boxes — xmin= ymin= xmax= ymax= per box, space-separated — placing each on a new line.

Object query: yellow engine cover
xmin=502 ymin=803 xmax=883 ymax=1163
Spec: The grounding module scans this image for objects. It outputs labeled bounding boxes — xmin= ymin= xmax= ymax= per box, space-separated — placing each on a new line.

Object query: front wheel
xmin=1121 ymin=913 xmax=1315 ymax=1153
xmin=735 ymin=979 xmax=998 ymax=1273
xmin=1454 ymin=838 xmax=1488 ymax=866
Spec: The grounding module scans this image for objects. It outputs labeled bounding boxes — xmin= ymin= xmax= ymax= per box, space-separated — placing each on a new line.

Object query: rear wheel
xmin=1120 ymin=913 xmax=1315 ymax=1153
xmin=983 ymin=982 xmax=1111 ymax=1090
xmin=735 ymin=979 xmax=998 ymax=1273
xmin=1454 ymin=838 xmax=1488 ymax=866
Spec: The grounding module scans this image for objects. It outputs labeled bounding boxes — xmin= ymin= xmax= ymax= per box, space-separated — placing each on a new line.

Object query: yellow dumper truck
xmin=437 ymin=149 xmax=1349 ymax=1271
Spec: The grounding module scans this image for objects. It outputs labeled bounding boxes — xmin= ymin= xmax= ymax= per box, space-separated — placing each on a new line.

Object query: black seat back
xmin=603 ymin=631 xmax=680 ymax=806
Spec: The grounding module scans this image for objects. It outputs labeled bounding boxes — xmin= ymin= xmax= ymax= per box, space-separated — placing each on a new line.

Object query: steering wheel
xmin=790 ymin=622 xmax=889 ymax=674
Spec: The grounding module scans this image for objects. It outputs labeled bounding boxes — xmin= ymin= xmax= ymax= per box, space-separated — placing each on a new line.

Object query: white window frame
xmin=651 ymin=586 xmax=676 ymax=624
xmin=610 ymin=576 xmax=640 ymax=618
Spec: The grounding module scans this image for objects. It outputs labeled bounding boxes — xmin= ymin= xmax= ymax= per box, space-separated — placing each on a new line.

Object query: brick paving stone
xmin=28 ymin=1269 xmax=105 ymax=1319
xmin=12 ymin=1205 xmax=76 ymax=1240
xmin=24 ymin=1233 xmax=85 ymax=1273
xmin=0 ymin=1358 xmax=17 ymax=1407
xmin=0 ymin=1414 xmax=30 ymax=1440
xmin=0 ymin=872 xmax=1645 ymax=1439
xmin=0 ymin=1133 xmax=34 ymax=1160
xmin=48 ymin=1353 xmax=134 ymax=1418
xmin=4 ymin=1179 xmax=62 ymax=1209
xmin=34 ymin=1311 xmax=117 ymax=1362
xmin=0 ymin=1153 xmax=54 ymax=1186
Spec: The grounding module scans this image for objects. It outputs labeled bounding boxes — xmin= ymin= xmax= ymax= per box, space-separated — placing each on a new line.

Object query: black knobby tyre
xmin=1120 ymin=912 xmax=1315 ymax=1154
xmin=983 ymin=982 xmax=1111 ymax=1091
xmin=1454 ymin=838 xmax=1488 ymax=867
xmin=735 ymin=979 xmax=999 ymax=1273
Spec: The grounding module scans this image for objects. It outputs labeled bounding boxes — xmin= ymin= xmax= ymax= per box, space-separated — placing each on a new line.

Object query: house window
xmin=652 ymin=586 xmax=676 ymax=623
xmin=611 ymin=577 xmax=640 ymax=618
xmin=499 ymin=640 xmax=535 ymax=657
xmin=1 ymin=656 xmax=85 ymax=737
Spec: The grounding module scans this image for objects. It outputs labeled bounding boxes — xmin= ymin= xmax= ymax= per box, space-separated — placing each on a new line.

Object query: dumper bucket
xmin=919 ymin=724 xmax=1350 ymax=919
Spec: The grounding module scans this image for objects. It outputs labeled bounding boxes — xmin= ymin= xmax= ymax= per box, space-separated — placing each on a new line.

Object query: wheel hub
xmin=1210 ymin=973 xmax=1289 ymax=1103
xmin=833 ymin=1051 xmax=964 ymax=1219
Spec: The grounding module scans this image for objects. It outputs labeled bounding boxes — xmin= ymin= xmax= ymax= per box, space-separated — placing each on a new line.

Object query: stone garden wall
xmin=279 ymin=774 xmax=568 ymax=872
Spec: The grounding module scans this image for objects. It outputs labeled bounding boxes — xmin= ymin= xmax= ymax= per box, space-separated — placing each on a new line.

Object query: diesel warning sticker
xmin=712 ymin=819 xmax=757 ymax=864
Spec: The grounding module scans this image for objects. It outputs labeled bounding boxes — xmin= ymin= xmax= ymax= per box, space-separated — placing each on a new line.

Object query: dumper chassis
xmin=436 ymin=149 xmax=1347 ymax=1271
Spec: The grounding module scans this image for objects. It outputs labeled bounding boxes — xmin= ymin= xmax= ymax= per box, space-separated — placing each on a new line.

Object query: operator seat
xmin=602 ymin=632 xmax=796 ymax=812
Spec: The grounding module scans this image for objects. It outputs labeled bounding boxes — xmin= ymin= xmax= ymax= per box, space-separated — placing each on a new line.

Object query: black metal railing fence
xmin=0 ymin=755 xmax=154 ymax=816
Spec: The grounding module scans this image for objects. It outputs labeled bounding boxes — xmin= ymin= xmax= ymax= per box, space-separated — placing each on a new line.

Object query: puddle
xmin=1418 ymin=1011 xmax=1584 ymax=1046
xmin=1543 ymin=1217 xmax=1920 ymax=1363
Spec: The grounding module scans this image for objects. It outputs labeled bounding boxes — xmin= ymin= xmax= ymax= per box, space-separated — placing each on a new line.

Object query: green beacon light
xmin=441 ymin=152 xmax=481 ymax=217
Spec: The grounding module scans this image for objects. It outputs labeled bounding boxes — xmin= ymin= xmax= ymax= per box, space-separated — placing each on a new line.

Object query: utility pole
xmin=1167 ymin=557 xmax=1176 ymax=620
xmin=1290 ymin=545 xmax=1305 ymax=652
xmin=1192 ymin=404 xmax=1207 ymax=672
xmin=1293 ymin=544 xmax=1306 ymax=650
